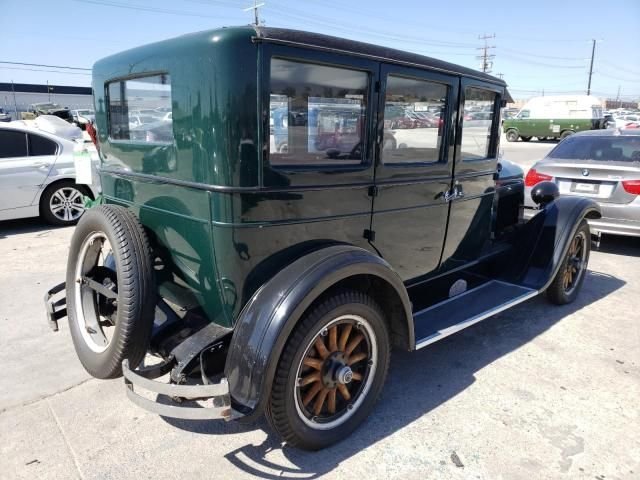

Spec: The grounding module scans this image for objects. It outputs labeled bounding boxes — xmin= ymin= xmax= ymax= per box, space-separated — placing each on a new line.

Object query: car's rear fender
xmin=503 ymin=196 xmax=601 ymax=290
xmin=224 ymin=244 xmax=412 ymax=420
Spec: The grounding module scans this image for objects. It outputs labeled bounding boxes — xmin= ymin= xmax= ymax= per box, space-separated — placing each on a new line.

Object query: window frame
xmin=458 ymin=82 xmax=502 ymax=163
xmin=380 ymin=72 xmax=453 ymax=168
xmin=263 ymin=50 xmax=376 ymax=174
xmin=105 ymin=72 xmax=174 ymax=145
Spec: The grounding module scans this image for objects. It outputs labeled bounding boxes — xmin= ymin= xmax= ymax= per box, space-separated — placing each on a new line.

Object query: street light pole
xmin=587 ymin=39 xmax=596 ymax=96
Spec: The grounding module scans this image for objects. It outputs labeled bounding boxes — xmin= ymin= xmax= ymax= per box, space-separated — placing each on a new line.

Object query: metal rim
xmin=73 ymin=231 xmax=118 ymax=353
xmin=563 ymin=230 xmax=587 ymax=294
xmin=294 ymin=314 xmax=377 ymax=430
xmin=49 ymin=186 xmax=85 ymax=222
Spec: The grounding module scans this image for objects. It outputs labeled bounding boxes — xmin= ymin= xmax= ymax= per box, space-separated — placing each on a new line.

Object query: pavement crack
xmin=47 ymin=398 xmax=85 ymax=480
xmin=0 ymin=378 xmax=93 ymax=415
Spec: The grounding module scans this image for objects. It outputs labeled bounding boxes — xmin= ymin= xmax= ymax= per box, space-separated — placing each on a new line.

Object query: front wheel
xmin=268 ymin=290 xmax=390 ymax=450
xmin=546 ymin=220 xmax=590 ymax=305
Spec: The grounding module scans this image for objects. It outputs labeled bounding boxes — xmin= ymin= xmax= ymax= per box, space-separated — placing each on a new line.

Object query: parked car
xmin=70 ymin=109 xmax=95 ymax=129
xmin=0 ymin=107 xmax=11 ymax=122
xmin=614 ymin=115 xmax=640 ymax=129
xmin=0 ymin=123 xmax=98 ymax=225
xmin=524 ymin=129 xmax=640 ymax=237
xmin=503 ymin=95 xmax=605 ymax=142
xmin=45 ymin=26 xmax=599 ymax=451
xmin=21 ymin=103 xmax=73 ymax=123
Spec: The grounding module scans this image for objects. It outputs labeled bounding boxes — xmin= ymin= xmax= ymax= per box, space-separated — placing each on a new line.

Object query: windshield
xmin=548 ymin=135 xmax=640 ymax=162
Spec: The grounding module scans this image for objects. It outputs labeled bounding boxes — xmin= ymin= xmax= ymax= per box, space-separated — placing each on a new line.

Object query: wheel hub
xmin=320 ymin=352 xmax=353 ymax=389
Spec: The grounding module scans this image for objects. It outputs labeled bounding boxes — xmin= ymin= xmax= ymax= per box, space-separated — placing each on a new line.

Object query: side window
xmin=269 ymin=58 xmax=369 ymax=166
xmin=461 ymin=88 xmax=497 ymax=161
xmin=28 ymin=134 xmax=58 ymax=156
xmin=381 ymin=75 xmax=447 ymax=164
xmin=0 ymin=130 xmax=28 ymax=158
xmin=107 ymin=74 xmax=172 ymax=143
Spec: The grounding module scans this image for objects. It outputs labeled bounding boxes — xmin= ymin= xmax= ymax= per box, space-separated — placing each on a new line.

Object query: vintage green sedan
xmin=45 ymin=26 xmax=600 ymax=450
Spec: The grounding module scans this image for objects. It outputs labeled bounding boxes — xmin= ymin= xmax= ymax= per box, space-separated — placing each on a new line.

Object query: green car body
xmin=44 ymin=26 xmax=600 ymax=446
xmin=503 ymin=117 xmax=601 ymax=141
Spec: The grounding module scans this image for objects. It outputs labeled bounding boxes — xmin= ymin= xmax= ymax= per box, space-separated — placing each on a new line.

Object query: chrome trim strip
xmin=414 ymin=287 xmax=538 ymax=350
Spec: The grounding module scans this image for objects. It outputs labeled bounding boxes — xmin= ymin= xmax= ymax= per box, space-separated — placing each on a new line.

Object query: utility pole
xmin=476 ymin=34 xmax=496 ymax=73
xmin=243 ymin=0 xmax=265 ymax=26
xmin=587 ymin=39 xmax=596 ymax=96
xmin=616 ymin=85 xmax=621 ymax=108
xmin=496 ymin=73 xmax=504 ymax=79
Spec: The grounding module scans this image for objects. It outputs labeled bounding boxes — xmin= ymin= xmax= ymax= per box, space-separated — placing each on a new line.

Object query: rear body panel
xmin=503 ymin=118 xmax=598 ymax=139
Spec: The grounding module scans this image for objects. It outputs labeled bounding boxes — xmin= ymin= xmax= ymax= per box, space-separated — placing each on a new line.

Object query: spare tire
xmin=66 ymin=205 xmax=156 ymax=379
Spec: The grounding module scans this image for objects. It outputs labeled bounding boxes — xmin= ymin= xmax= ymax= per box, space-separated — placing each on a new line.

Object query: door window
xmin=460 ymin=88 xmax=497 ymax=160
xmin=269 ymin=58 xmax=369 ymax=166
xmin=0 ymin=130 xmax=28 ymax=158
xmin=28 ymin=134 xmax=58 ymax=156
xmin=381 ymin=75 xmax=448 ymax=164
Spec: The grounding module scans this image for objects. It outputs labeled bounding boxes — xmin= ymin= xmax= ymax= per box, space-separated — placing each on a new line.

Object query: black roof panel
xmin=254 ymin=26 xmax=506 ymax=86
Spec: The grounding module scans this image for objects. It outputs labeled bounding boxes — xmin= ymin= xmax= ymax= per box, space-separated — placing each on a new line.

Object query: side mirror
xmin=531 ymin=181 xmax=559 ymax=208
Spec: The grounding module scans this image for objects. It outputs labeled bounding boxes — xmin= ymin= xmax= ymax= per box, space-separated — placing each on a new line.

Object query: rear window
xmin=549 ymin=135 xmax=640 ymax=162
xmin=107 ymin=74 xmax=173 ymax=143
xmin=28 ymin=134 xmax=58 ymax=156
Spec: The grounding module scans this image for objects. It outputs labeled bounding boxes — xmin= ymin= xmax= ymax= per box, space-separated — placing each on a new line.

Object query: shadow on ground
xmin=0 ymin=218 xmax=66 ymax=239
xmin=595 ymin=234 xmax=639 ymax=258
xmin=158 ymin=267 xmax=625 ymax=478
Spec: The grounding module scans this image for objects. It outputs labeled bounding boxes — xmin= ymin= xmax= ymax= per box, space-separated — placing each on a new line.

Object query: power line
xmin=498 ymin=53 xmax=587 ymax=69
xmin=0 ymin=66 xmax=92 ymax=76
xmin=0 ymin=61 xmax=91 ymax=71
xmin=72 ymin=0 xmax=236 ymax=19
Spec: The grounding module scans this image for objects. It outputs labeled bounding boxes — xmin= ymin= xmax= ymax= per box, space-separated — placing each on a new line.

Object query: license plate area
xmin=571 ymin=181 xmax=600 ymax=194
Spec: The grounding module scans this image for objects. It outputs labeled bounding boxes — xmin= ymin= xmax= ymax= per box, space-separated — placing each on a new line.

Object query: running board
xmin=413 ymin=280 xmax=538 ymax=350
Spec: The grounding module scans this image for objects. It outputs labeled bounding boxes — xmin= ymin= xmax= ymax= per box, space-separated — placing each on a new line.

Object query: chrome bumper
xmin=122 ymin=359 xmax=241 ymax=421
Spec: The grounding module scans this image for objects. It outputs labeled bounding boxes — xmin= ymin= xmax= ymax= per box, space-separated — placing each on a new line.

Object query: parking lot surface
xmin=1 ymin=141 xmax=638 ymax=479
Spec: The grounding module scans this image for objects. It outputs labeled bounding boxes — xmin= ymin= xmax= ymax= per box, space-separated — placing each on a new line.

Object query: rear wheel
xmin=505 ymin=129 xmax=519 ymax=142
xmin=40 ymin=180 xmax=91 ymax=226
xmin=547 ymin=220 xmax=590 ymax=305
xmin=560 ymin=130 xmax=574 ymax=140
xmin=66 ymin=205 xmax=156 ymax=379
xmin=268 ymin=290 xmax=390 ymax=450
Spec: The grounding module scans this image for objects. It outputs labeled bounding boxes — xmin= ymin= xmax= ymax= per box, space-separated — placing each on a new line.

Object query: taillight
xmin=622 ymin=180 xmax=640 ymax=195
xmin=525 ymin=168 xmax=553 ymax=187
xmin=86 ymin=122 xmax=99 ymax=151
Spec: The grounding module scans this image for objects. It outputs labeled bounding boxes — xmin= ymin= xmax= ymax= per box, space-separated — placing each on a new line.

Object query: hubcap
xmin=73 ymin=232 xmax=118 ymax=353
xmin=294 ymin=314 xmax=377 ymax=430
xmin=563 ymin=231 xmax=587 ymax=294
xmin=50 ymin=187 xmax=85 ymax=222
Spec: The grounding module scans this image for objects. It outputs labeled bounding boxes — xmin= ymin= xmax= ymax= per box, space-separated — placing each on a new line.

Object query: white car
xmin=614 ymin=115 xmax=640 ymax=129
xmin=0 ymin=123 xmax=98 ymax=225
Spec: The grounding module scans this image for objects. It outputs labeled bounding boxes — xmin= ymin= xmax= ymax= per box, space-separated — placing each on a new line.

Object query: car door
xmin=0 ymin=128 xmax=57 ymax=212
xmin=440 ymin=80 xmax=504 ymax=270
xmin=369 ymin=64 xmax=459 ymax=282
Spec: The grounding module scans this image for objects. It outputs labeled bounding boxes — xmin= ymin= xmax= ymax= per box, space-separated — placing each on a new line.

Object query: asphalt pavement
xmin=0 ymin=141 xmax=638 ymax=479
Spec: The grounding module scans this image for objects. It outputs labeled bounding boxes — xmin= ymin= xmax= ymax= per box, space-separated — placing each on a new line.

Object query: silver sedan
xmin=524 ymin=129 xmax=640 ymax=237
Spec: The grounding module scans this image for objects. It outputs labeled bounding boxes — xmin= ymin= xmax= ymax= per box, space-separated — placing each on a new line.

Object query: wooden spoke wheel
xmin=547 ymin=220 xmax=590 ymax=305
xmin=562 ymin=230 xmax=587 ymax=294
xmin=268 ymin=290 xmax=390 ymax=450
xmin=294 ymin=314 xmax=377 ymax=429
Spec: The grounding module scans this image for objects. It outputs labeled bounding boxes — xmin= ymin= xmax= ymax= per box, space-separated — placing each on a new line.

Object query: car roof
xmin=0 ymin=122 xmax=74 ymax=144
xmin=253 ymin=26 xmax=507 ymax=87
xmin=570 ymin=128 xmax=640 ymax=137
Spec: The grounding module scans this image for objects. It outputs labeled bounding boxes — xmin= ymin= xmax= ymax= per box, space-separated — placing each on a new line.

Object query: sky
xmin=1 ymin=0 xmax=639 ymax=101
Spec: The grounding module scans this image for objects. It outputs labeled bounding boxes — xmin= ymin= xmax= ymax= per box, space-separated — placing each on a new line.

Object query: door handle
xmin=440 ymin=182 xmax=464 ymax=202
xmin=33 ymin=162 xmax=51 ymax=169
